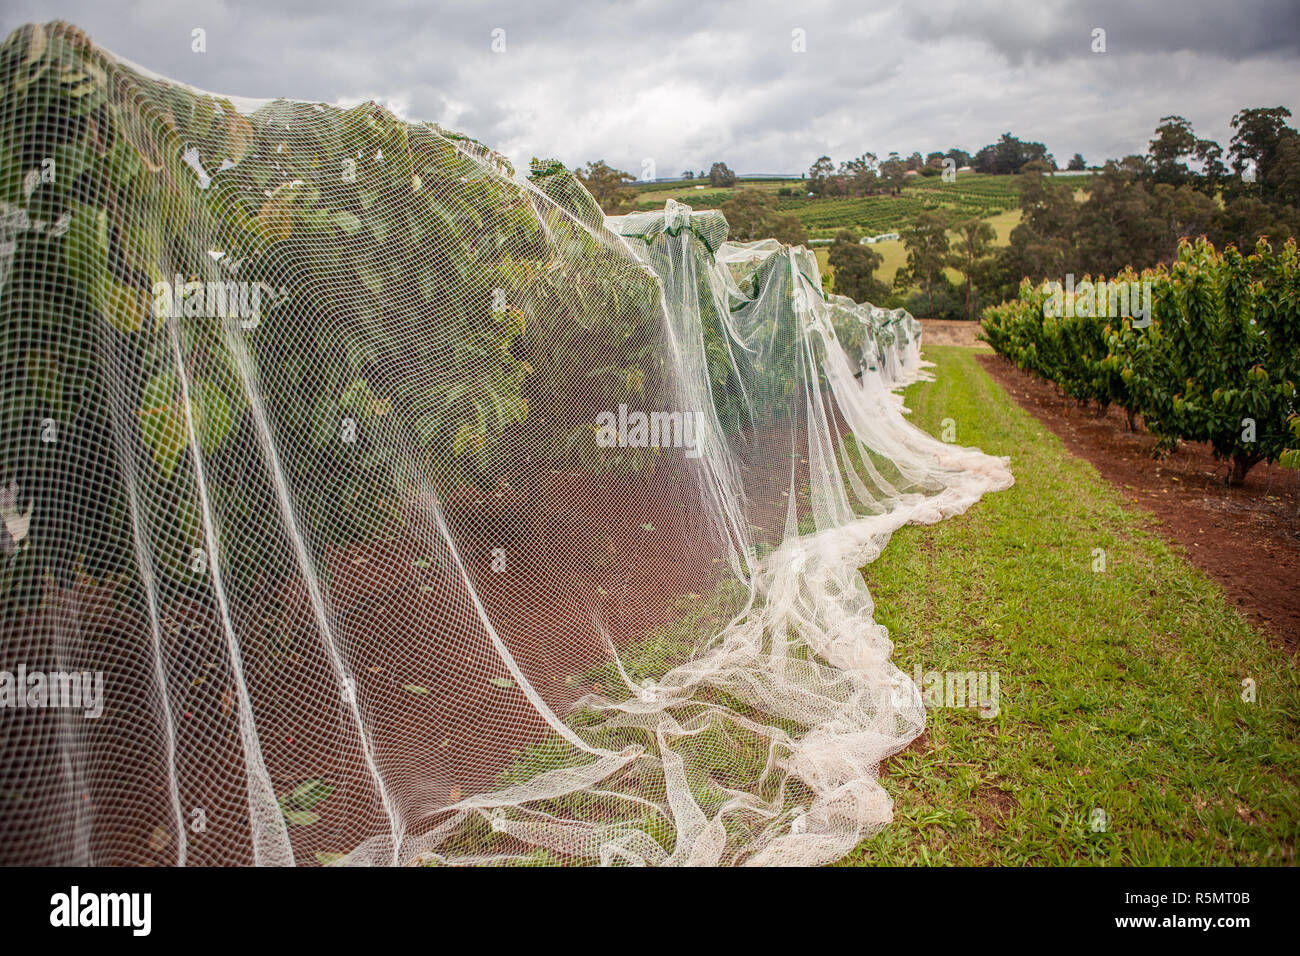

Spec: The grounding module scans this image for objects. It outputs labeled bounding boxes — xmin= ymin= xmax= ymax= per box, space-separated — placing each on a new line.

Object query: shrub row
xmin=980 ymin=238 xmax=1300 ymax=483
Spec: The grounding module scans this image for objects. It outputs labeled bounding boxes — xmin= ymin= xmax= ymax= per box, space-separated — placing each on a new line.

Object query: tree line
xmin=564 ymin=106 xmax=1299 ymax=321
xmin=981 ymin=237 xmax=1299 ymax=485
xmin=834 ymin=107 xmax=1300 ymax=320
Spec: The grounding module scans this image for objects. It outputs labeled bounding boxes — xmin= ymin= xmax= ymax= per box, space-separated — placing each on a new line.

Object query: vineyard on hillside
xmin=981 ymin=238 xmax=1300 ymax=484
xmin=779 ymin=175 xmax=1021 ymax=237
xmin=629 ymin=173 xmax=1022 ymax=238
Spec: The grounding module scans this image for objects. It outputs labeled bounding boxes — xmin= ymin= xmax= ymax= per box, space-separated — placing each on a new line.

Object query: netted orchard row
xmin=3 ymin=22 xmax=983 ymax=867
xmin=0 ymin=23 xmax=921 ymax=608
xmin=980 ymin=238 xmax=1300 ymax=484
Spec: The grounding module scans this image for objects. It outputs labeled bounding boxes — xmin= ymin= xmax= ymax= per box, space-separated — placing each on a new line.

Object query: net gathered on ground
xmin=0 ymin=22 xmax=1012 ymax=866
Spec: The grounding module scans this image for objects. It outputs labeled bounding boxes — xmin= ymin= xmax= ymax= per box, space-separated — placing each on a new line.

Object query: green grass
xmin=982 ymin=206 xmax=1022 ymax=244
xmin=839 ymin=344 xmax=1300 ymax=866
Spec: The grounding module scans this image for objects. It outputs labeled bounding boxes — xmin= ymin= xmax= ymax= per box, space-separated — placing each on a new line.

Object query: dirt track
xmin=976 ymin=352 xmax=1300 ymax=649
xmin=919 ymin=319 xmax=983 ymax=347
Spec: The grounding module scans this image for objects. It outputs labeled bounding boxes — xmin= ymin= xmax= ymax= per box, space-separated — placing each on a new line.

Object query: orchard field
xmin=2 ymin=17 xmax=1295 ymax=874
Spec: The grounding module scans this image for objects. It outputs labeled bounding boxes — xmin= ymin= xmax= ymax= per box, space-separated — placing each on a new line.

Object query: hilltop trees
xmin=975 ymin=108 xmax=1300 ymax=308
xmin=878 ymin=154 xmax=909 ymax=194
xmin=804 ymin=146 xmax=977 ymax=196
xmin=839 ymin=154 xmax=880 ymax=194
xmin=1144 ymin=108 xmax=1300 ymax=209
xmin=828 ymin=230 xmax=887 ymax=302
xmin=575 ymin=160 xmax=636 ymax=212
xmin=808 ymin=155 xmax=835 ymax=195
xmin=973 ymin=133 xmax=1053 ymax=174
xmin=1229 ymin=107 xmax=1300 ymax=207
xmin=709 ymin=161 xmax=737 ymax=187
xmin=1192 ymin=139 xmax=1229 ymax=195
xmin=945 ymin=148 xmax=972 ymax=169
xmin=808 ymin=154 xmax=887 ymax=197
xmin=1148 ymin=115 xmax=1199 ymax=185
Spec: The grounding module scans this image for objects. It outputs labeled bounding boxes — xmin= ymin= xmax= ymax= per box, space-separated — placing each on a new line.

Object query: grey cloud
xmin=901 ymin=0 xmax=1300 ymax=62
xmin=2 ymin=0 xmax=1296 ymax=175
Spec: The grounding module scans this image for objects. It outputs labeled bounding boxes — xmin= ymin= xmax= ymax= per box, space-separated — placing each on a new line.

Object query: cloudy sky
xmin=4 ymin=0 xmax=1299 ymax=177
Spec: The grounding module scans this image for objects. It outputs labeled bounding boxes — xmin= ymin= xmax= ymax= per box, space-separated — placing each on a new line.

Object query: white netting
xmin=0 ymin=22 xmax=1011 ymax=866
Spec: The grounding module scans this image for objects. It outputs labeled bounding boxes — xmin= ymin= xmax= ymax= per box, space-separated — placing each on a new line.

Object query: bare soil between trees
xmin=976 ymin=352 xmax=1300 ymax=649
xmin=918 ymin=319 xmax=982 ymax=347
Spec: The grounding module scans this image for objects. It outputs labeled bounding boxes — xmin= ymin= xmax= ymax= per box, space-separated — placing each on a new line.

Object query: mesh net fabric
xmin=0 ymin=22 xmax=1012 ymax=866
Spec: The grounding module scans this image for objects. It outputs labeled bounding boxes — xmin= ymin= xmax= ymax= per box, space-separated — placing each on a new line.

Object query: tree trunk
xmin=1229 ymin=453 xmax=1261 ymax=486
xmin=1125 ymin=408 xmax=1137 ymax=432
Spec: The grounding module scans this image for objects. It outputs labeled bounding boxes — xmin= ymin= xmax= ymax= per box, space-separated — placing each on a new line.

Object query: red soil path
xmin=977 ymin=353 xmax=1300 ymax=650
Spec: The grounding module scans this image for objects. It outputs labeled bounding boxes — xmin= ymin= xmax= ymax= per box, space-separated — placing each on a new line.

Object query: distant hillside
xmin=627 ymin=173 xmax=1022 ymax=239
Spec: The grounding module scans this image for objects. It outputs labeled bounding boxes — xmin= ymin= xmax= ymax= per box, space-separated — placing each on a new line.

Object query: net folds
xmin=0 ymin=22 xmax=1011 ymax=866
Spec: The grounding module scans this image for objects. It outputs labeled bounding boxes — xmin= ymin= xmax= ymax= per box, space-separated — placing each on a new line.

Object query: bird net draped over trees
xmin=0 ymin=22 xmax=1011 ymax=866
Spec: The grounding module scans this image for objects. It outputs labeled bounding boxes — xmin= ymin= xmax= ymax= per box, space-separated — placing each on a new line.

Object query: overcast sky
xmin=4 ymin=0 xmax=1299 ymax=177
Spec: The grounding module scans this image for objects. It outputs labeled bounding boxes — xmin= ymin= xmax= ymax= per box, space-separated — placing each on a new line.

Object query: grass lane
xmin=840 ymin=345 xmax=1299 ymax=865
